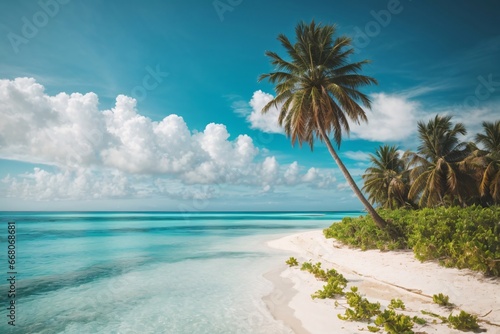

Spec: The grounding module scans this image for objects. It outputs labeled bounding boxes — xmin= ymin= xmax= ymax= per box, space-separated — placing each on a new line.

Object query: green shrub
xmin=367 ymin=325 xmax=380 ymax=332
xmin=421 ymin=309 xmax=481 ymax=331
xmin=448 ymin=310 xmax=480 ymax=331
xmin=324 ymin=206 xmax=500 ymax=276
xmin=409 ymin=206 xmax=500 ymax=276
xmin=337 ymin=286 xmax=381 ymax=321
xmin=432 ymin=293 xmax=451 ymax=307
xmin=301 ymin=261 xmax=327 ymax=280
xmin=421 ymin=310 xmax=446 ymax=322
xmin=374 ymin=309 xmax=414 ymax=334
xmin=301 ymin=261 xmax=313 ymax=271
xmin=285 ymin=257 xmax=299 ymax=267
xmin=311 ymin=275 xmax=347 ymax=299
xmin=323 ymin=212 xmax=409 ymax=251
xmin=388 ymin=298 xmax=406 ymax=310
xmin=412 ymin=316 xmax=426 ymax=325
xmin=300 ymin=261 xmax=347 ymax=282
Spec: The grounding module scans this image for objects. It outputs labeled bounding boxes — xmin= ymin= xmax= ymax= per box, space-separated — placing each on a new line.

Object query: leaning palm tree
xmin=474 ymin=120 xmax=500 ymax=204
xmin=407 ymin=115 xmax=474 ymax=207
xmin=258 ymin=20 xmax=387 ymax=229
xmin=362 ymin=145 xmax=411 ymax=209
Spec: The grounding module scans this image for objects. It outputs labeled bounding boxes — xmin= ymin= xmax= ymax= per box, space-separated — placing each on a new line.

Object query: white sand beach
xmin=264 ymin=230 xmax=500 ymax=334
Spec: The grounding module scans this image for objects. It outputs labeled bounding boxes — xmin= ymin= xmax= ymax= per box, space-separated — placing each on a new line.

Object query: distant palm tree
xmin=407 ymin=115 xmax=473 ymax=207
xmin=362 ymin=145 xmax=411 ymax=209
xmin=258 ymin=21 xmax=387 ymax=229
xmin=474 ymin=120 xmax=500 ymax=204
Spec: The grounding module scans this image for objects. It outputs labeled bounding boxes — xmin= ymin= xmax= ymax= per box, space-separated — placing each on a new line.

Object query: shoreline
xmin=263 ymin=229 xmax=500 ymax=334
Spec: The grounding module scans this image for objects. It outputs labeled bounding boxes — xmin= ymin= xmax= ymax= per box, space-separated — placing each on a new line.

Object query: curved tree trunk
xmin=317 ymin=124 xmax=388 ymax=229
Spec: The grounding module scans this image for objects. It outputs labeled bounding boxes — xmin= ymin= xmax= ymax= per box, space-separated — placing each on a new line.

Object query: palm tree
xmin=258 ymin=21 xmax=387 ymax=229
xmin=474 ymin=120 xmax=500 ymax=204
xmin=407 ymin=115 xmax=473 ymax=207
xmin=362 ymin=145 xmax=411 ymax=209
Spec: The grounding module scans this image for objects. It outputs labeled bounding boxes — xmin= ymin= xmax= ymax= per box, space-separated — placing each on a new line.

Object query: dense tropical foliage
xmin=362 ymin=115 xmax=500 ymax=209
xmin=259 ymin=20 xmax=388 ymax=229
xmin=324 ymin=206 xmax=500 ymax=276
xmin=342 ymin=117 xmax=500 ymax=277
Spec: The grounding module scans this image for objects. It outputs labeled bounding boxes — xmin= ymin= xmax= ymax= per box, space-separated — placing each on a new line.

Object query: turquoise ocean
xmin=0 ymin=212 xmax=361 ymax=334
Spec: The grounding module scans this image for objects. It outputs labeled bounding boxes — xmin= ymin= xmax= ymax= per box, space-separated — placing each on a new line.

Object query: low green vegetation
xmin=300 ymin=261 xmax=346 ymax=282
xmin=421 ymin=309 xmax=447 ymax=322
xmin=412 ymin=316 xmax=426 ymax=325
xmin=285 ymin=257 xmax=298 ymax=267
xmin=286 ymin=259 xmax=482 ymax=333
xmin=388 ymin=299 xmax=405 ymax=310
xmin=374 ymin=309 xmax=414 ymax=334
xmin=337 ymin=286 xmax=381 ymax=321
xmin=324 ymin=206 xmax=500 ymax=276
xmin=448 ymin=311 xmax=480 ymax=331
xmin=421 ymin=309 xmax=480 ymax=331
xmin=300 ymin=261 xmax=348 ymax=299
xmin=311 ymin=276 xmax=347 ymax=299
xmin=432 ymin=293 xmax=451 ymax=307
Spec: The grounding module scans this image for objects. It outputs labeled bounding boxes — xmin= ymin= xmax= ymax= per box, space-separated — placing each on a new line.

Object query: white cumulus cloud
xmin=246 ymin=90 xmax=283 ymax=134
xmin=0 ymin=78 xmax=338 ymax=200
xmin=350 ymin=93 xmax=421 ymax=142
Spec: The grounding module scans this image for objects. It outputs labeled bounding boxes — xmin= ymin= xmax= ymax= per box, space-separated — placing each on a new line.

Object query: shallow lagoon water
xmin=0 ymin=212 xmax=361 ymax=333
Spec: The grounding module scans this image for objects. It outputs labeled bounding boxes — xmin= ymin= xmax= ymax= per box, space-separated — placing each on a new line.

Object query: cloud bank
xmin=0 ymin=78 xmax=337 ymax=200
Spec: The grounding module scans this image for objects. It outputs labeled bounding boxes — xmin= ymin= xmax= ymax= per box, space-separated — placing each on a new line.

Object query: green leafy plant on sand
xmin=374 ymin=309 xmax=414 ymax=334
xmin=448 ymin=310 xmax=480 ymax=331
xmin=412 ymin=316 xmax=426 ymax=325
xmin=420 ymin=310 xmax=447 ymax=323
xmin=367 ymin=325 xmax=381 ymax=332
xmin=432 ymin=293 xmax=451 ymax=307
xmin=337 ymin=286 xmax=381 ymax=321
xmin=300 ymin=261 xmax=345 ymax=282
xmin=311 ymin=275 xmax=347 ymax=299
xmin=421 ymin=309 xmax=481 ymax=331
xmin=300 ymin=261 xmax=314 ymax=272
xmin=388 ymin=298 xmax=406 ymax=310
xmin=285 ymin=257 xmax=299 ymax=267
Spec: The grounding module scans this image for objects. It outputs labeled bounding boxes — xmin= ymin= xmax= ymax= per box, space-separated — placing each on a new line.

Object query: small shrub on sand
xmin=337 ymin=286 xmax=381 ymax=321
xmin=432 ymin=293 xmax=451 ymax=307
xmin=374 ymin=309 xmax=414 ymax=334
xmin=285 ymin=257 xmax=299 ymax=267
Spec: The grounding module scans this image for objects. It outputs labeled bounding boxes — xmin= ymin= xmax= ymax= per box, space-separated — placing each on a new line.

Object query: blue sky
xmin=0 ymin=0 xmax=499 ymax=211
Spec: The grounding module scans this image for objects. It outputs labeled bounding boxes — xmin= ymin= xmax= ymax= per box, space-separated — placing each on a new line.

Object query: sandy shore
xmin=264 ymin=230 xmax=500 ymax=334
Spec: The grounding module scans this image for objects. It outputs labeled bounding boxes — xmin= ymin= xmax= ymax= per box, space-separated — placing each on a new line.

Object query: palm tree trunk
xmin=317 ymin=125 xmax=388 ymax=229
